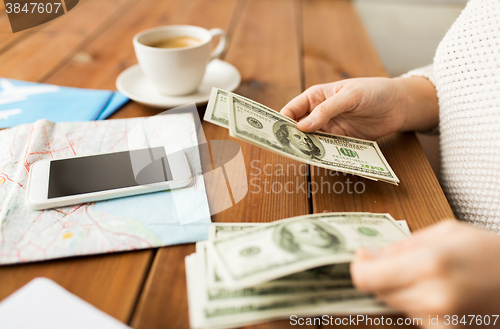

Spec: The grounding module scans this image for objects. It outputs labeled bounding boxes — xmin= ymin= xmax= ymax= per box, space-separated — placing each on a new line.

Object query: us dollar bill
xmin=197 ymin=242 xmax=352 ymax=300
xmin=186 ymin=215 xmax=402 ymax=328
xmin=206 ymin=221 xmax=409 ymax=289
xmin=204 ymin=88 xmax=398 ymax=183
xmin=208 ymin=212 xmax=408 ymax=289
xmin=205 ymin=88 xmax=270 ymax=129
xmin=223 ymin=90 xmax=399 ymax=184
xmin=204 ymin=88 xmax=230 ymax=128
xmin=204 ymin=88 xmax=377 ymax=183
xmin=186 ymin=251 xmax=391 ymax=329
xmin=206 ymin=221 xmax=408 ymax=289
xmin=209 ymin=220 xmax=410 ymax=240
xmin=207 ymin=223 xmax=353 ymax=290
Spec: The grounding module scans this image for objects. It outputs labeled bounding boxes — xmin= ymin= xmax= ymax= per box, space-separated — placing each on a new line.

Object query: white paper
xmin=0 ymin=278 xmax=130 ymax=329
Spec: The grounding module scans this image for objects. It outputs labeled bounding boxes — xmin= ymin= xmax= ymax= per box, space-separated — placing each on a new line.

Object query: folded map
xmin=0 ymin=115 xmax=210 ymax=265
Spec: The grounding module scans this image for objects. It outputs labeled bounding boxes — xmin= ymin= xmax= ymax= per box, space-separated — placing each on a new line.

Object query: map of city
xmin=0 ymin=115 xmax=210 ymax=265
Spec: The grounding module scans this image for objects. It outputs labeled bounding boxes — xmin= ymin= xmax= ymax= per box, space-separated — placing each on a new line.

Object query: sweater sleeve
xmin=400 ymin=64 xmax=440 ymax=135
xmin=401 ymin=64 xmax=437 ymax=86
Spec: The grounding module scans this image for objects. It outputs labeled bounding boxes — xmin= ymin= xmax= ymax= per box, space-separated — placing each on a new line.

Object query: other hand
xmin=351 ymin=221 xmax=500 ymax=328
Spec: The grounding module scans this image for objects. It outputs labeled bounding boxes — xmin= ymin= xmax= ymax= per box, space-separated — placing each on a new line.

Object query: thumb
xmin=296 ymin=88 xmax=359 ymax=132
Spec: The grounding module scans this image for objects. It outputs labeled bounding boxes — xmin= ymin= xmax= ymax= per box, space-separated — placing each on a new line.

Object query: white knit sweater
xmin=404 ymin=0 xmax=500 ymax=230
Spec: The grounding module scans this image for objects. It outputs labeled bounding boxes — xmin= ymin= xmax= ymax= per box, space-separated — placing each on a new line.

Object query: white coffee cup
xmin=133 ymin=25 xmax=227 ymax=96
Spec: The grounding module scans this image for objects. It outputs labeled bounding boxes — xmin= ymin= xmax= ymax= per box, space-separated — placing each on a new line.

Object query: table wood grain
xmin=301 ymin=0 xmax=454 ymax=231
xmin=131 ymin=1 xmax=310 ymax=328
xmin=0 ymin=0 xmax=453 ymax=328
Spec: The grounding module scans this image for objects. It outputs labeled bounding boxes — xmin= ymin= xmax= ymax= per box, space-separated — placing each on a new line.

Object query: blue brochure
xmin=0 ymin=78 xmax=129 ymax=128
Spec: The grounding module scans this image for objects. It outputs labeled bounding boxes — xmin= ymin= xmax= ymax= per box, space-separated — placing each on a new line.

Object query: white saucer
xmin=116 ymin=59 xmax=241 ymax=108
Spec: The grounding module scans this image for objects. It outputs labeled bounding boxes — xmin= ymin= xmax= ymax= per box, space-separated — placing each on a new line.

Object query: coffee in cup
xmin=148 ymin=36 xmax=202 ymax=49
xmin=133 ymin=25 xmax=228 ymax=96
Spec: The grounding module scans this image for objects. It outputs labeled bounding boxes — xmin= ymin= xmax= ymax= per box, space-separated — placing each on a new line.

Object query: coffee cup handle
xmin=209 ymin=28 xmax=228 ymax=60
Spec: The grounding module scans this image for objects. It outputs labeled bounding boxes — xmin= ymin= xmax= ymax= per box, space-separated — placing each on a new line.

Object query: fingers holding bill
xmin=280 ymin=85 xmax=328 ymax=122
xmin=375 ymin=280 xmax=453 ymax=318
xmin=282 ymin=82 xmax=362 ymax=133
xmin=296 ymin=97 xmax=343 ymax=132
xmin=351 ymin=247 xmax=433 ymax=294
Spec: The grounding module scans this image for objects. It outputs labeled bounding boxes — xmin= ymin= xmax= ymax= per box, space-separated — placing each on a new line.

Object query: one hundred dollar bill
xmin=208 ymin=220 xmax=409 ymax=289
xmin=204 ymin=88 xmax=399 ymax=185
xmin=206 ymin=221 xmax=409 ymax=289
xmin=186 ymin=215 xmax=403 ymax=328
xmin=204 ymin=88 xmax=377 ymax=183
xmin=205 ymin=88 xmax=271 ymax=129
xmin=186 ymin=251 xmax=391 ymax=329
xmin=207 ymin=223 xmax=353 ymax=289
xmin=204 ymin=88 xmax=230 ymax=128
xmin=209 ymin=220 xmax=410 ymax=240
xmin=224 ymin=90 xmax=399 ymax=184
xmin=396 ymin=220 xmax=411 ymax=234
xmin=197 ymin=242 xmax=352 ymax=300
xmin=207 ymin=221 xmax=408 ymax=289
xmin=207 ymin=212 xmax=408 ymax=289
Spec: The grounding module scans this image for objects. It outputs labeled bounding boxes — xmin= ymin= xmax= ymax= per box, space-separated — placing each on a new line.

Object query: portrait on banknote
xmin=273 ymin=122 xmax=325 ymax=160
xmin=272 ymin=219 xmax=344 ymax=255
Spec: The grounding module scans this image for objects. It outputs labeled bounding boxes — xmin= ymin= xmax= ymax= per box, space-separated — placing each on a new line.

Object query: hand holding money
xmin=204 ymin=88 xmax=399 ymax=184
xmin=185 ymin=212 xmax=411 ymax=329
xmin=280 ymin=78 xmax=440 ymax=140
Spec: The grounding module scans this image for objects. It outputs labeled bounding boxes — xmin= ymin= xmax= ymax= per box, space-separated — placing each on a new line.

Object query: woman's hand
xmin=351 ymin=221 xmax=500 ymax=328
xmin=281 ymin=77 xmax=439 ymax=140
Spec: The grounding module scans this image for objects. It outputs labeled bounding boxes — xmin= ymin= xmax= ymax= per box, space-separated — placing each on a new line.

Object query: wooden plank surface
xmin=0 ymin=251 xmax=153 ymax=322
xmin=0 ymin=0 xmax=454 ymax=328
xmin=301 ymin=1 xmax=453 ymax=328
xmin=128 ymin=0 xmax=244 ymax=328
xmin=301 ymin=0 xmax=454 ymax=232
xmin=45 ymin=0 xmax=189 ymax=89
xmin=130 ymin=0 xmax=312 ymax=328
xmin=0 ymin=0 xmax=53 ymax=52
xmin=0 ymin=0 xmax=193 ymax=324
xmin=302 ymin=0 xmax=387 ymax=84
xmin=0 ymin=0 xmax=133 ymax=81
xmin=0 ymin=1 xmax=45 ymax=53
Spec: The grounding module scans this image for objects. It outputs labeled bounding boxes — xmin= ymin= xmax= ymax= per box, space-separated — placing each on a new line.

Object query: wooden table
xmin=0 ymin=0 xmax=453 ymax=328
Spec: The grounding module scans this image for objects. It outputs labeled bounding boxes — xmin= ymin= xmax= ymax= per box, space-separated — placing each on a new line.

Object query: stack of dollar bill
xmin=185 ymin=212 xmax=411 ymax=328
xmin=204 ymin=88 xmax=400 ymax=185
